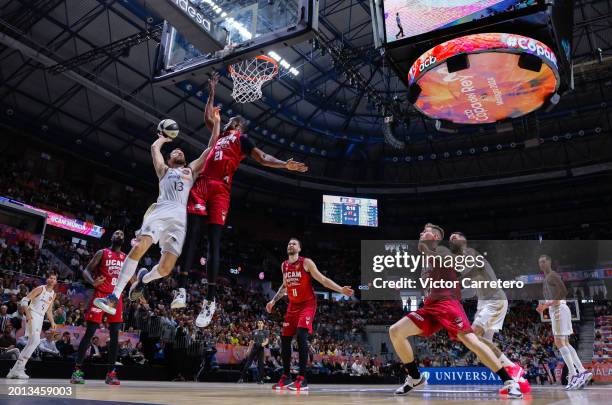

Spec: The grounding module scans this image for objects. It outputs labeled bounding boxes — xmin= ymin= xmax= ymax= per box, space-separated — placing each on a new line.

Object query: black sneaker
xmin=394 ymin=375 xmax=425 ymax=395
xmin=237 ymin=378 xmax=245 ymax=383
xmin=129 ymin=268 xmax=148 ymax=301
xmin=287 ymin=375 xmax=308 ymax=391
xmin=257 ymin=380 xmax=265 ymax=385
xmin=272 ymin=374 xmax=292 ymax=390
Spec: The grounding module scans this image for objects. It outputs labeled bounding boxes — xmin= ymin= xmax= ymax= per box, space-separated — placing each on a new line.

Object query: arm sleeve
xmin=240 ymin=134 xmax=256 ymax=155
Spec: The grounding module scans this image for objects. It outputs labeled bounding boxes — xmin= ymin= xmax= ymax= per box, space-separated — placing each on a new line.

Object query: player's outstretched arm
xmin=304 ymin=258 xmax=354 ymax=297
xmin=250 ymin=148 xmax=308 ymax=172
xmin=83 ymin=249 xmax=104 ymax=286
xmin=204 ymin=72 xmax=219 ymax=131
xmin=151 ymin=135 xmax=172 ymax=178
xmin=190 ymin=106 xmax=221 ymax=174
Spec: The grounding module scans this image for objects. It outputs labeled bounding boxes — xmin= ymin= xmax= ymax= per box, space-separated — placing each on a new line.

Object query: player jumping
xmin=449 ymin=231 xmax=530 ymax=394
xmin=536 ymin=254 xmax=592 ymax=389
xmin=173 ymin=72 xmax=308 ymax=328
xmin=6 ymin=272 xmax=57 ymax=379
xmin=388 ymin=224 xmax=523 ymax=398
xmin=71 ymin=230 xmax=126 ymax=385
xmin=93 ymin=110 xmax=221 ymax=316
xmin=265 ymin=237 xmax=354 ymax=391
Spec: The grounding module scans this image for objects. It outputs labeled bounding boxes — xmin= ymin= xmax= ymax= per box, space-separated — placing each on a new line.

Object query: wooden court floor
xmin=1 ymin=379 xmax=610 ymax=405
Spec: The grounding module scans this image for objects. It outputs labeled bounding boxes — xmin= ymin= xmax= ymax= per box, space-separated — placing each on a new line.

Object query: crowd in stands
xmin=1 ymin=154 xmax=609 ymax=384
xmin=593 ymin=301 xmax=612 ymax=362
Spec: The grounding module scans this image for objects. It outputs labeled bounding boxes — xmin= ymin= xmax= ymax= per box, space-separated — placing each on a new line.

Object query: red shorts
xmin=282 ymin=298 xmax=317 ymax=336
xmin=86 ymin=290 xmax=123 ymax=324
xmin=187 ymin=178 xmax=231 ymax=225
xmin=406 ymin=299 xmax=472 ymax=340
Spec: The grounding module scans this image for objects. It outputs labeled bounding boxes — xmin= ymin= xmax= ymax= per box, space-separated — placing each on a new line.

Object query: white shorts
xmin=550 ymin=303 xmax=573 ymax=336
xmin=136 ymin=203 xmax=186 ymax=257
xmin=473 ymin=299 xmax=508 ymax=332
xmin=26 ymin=312 xmax=44 ymax=339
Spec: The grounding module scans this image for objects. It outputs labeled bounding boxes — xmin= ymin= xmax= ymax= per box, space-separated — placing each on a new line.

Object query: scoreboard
xmin=322 ymin=195 xmax=378 ymax=227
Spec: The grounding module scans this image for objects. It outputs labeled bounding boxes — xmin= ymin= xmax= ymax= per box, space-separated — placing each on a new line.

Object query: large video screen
xmin=383 ymin=0 xmax=538 ymax=43
xmin=322 ymin=195 xmax=378 ymax=227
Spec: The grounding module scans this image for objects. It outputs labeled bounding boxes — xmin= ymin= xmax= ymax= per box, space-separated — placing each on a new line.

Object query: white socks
xmin=142 ymin=265 xmax=164 ymax=284
xmin=559 ymin=346 xmax=577 ymax=376
xmin=567 ymin=345 xmax=585 ymax=373
xmin=499 ymin=353 xmax=514 ymax=368
xmin=113 ymin=257 xmax=139 ymax=296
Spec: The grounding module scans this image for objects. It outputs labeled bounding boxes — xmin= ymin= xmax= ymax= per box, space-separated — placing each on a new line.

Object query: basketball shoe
xmin=394 ymin=374 xmax=426 ymax=395
xmin=196 ymin=299 xmax=216 ymax=328
xmin=171 ymin=288 xmax=187 ymax=309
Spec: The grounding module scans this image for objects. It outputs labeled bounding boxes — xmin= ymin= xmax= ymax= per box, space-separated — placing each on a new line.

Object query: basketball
xmin=157 ymin=119 xmax=180 ymax=139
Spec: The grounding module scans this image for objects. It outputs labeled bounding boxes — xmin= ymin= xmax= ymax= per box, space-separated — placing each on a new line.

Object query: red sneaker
xmin=272 ymin=374 xmax=292 ymax=390
xmin=498 ymin=364 xmax=524 ymax=394
xmin=105 ymin=371 xmax=120 ymax=385
xmin=287 ymin=375 xmax=308 ymax=391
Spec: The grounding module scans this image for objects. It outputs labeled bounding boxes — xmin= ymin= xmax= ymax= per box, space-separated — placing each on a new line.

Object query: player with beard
xmin=93 ymin=111 xmax=221 ymax=316
xmin=388 ymin=223 xmax=522 ymax=398
xmin=449 ymin=231 xmax=530 ymax=394
xmin=71 ymin=230 xmax=127 ymax=385
xmin=265 ymin=238 xmax=354 ymax=391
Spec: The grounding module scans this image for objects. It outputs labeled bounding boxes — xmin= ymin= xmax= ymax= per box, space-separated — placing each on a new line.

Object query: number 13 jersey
xmin=158 ymin=167 xmax=194 ymax=207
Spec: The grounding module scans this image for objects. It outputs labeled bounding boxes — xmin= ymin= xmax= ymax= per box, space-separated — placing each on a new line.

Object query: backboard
xmin=149 ymin=0 xmax=318 ymax=84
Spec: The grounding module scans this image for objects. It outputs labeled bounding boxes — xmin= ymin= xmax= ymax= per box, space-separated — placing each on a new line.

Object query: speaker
xmin=446 ymin=53 xmax=470 ymax=73
xmin=518 ymin=53 xmax=542 ymax=72
xmin=408 ymin=83 xmax=421 ymax=104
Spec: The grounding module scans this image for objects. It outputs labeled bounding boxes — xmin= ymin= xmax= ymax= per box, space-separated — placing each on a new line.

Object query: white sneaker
xmin=394 ymin=375 xmax=426 ymax=395
xmin=502 ymin=380 xmax=523 ymax=398
xmin=195 ymin=299 xmax=216 ymax=328
xmin=565 ymin=374 xmax=578 ymax=390
xmin=171 ymin=288 xmax=187 ymax=309
xmin=7 ymin=367 xmax=29 ymax=379
xmin=576 ymin=371 xmax=593 ymax=389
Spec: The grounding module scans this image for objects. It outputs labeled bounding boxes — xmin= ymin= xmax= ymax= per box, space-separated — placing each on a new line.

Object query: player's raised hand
xmin=209 ymin=71 xmax=219 ymax=91
xmin=265 ymin=301 xmax=275 ymax=313
xmin=157 ymin=133 xmax=173 ymax=144
xmin=93 ymin=275 xmax=105 ymax=288
xmin=340 ymin=286 xmax=354 ymax=297
xmin=536 ymin=303 xmax=546 ymax=314
xmin=285 ymin=158 xmax=308 ymax=172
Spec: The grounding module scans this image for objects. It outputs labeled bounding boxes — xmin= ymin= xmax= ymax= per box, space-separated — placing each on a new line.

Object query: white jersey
xmin=30 ymin=286 xmax=55 ymax=316
xmin=157 ymin=167 xmax=194 ymax=206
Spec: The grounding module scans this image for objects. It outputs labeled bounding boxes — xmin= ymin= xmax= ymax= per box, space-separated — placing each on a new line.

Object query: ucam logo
xmin=421 ymin=371 xmax=430 ymax=381
xmin=171 ymin=0 xmax=212 ymax=32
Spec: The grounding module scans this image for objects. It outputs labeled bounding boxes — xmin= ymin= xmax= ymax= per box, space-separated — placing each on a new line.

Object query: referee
xmin=238 ymin=320 xmax=269 ymax=383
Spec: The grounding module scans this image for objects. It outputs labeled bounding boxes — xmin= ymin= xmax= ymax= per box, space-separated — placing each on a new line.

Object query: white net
xmin=229 ymin=56 xmax=278 ymax=103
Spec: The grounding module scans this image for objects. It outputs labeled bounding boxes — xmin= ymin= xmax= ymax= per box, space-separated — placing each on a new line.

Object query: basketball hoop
xmin=228 ymin=55 xmax=278 ymax=103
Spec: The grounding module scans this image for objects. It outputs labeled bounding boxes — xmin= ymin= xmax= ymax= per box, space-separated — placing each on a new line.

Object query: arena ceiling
xmin=0 ymin=0 xmax=611 ymax=192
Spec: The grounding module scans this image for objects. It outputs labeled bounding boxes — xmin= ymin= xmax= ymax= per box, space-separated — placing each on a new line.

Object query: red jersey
xmin=282 ymin=256 xmax=315 ymax=303
xmin=95 ymin=248 xmax=126 ymax=294
xmin=201 ymin=129 xmax=247 ymax=185
xmin=421 ymin=245 xmax=461 ymax=304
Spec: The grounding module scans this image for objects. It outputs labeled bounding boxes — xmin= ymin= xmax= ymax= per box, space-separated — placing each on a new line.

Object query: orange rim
xmin=229 ymin=55 xmax=279 ymax=82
